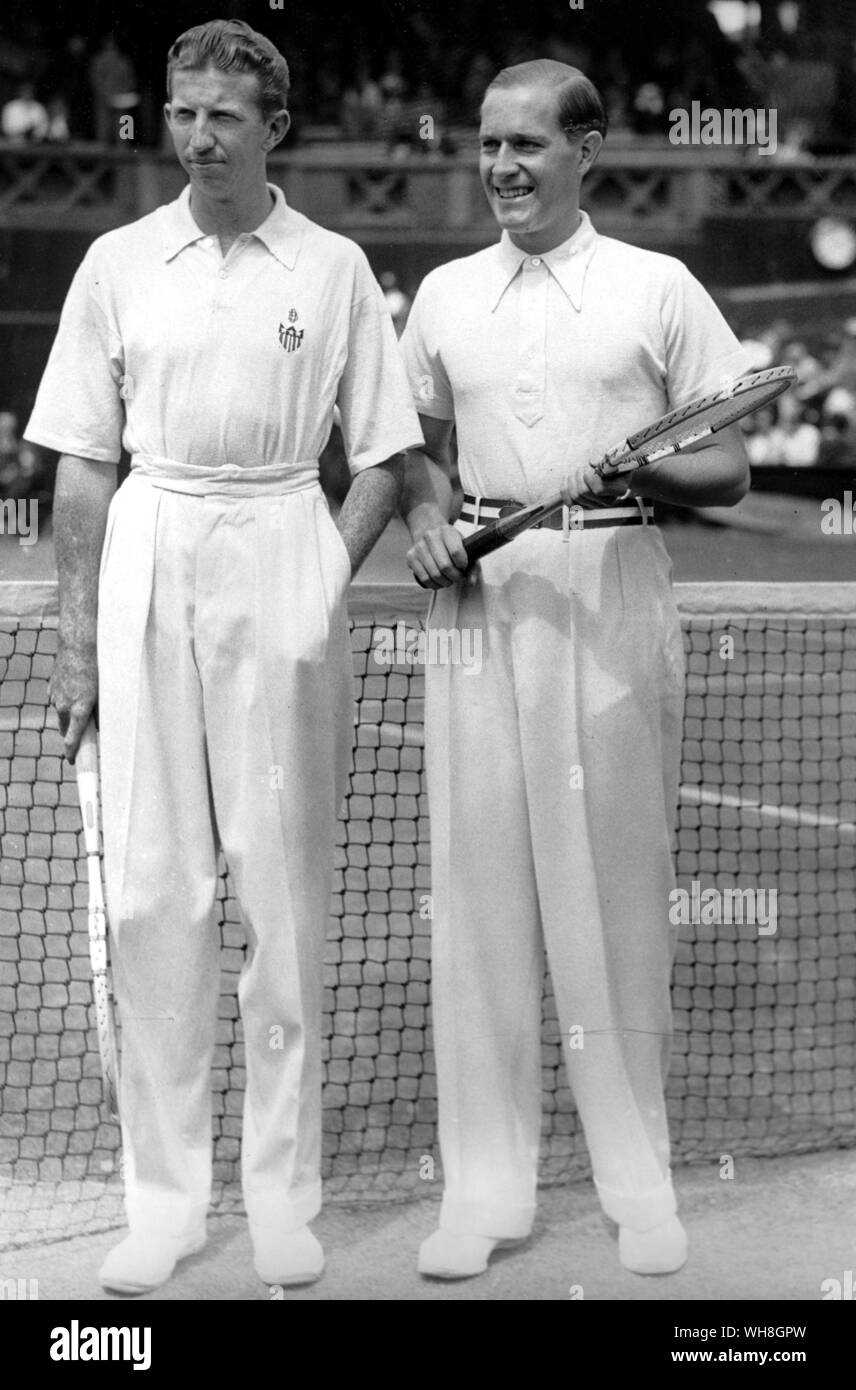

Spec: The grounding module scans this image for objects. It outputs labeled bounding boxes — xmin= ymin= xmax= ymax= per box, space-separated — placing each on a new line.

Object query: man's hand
xmin=49 ymin=641 xmax=98 ymax=763
xmin=407 ymin=524 xmax=469 ymax=589
xmin=559 ymin=461 xmax=633 ymax=508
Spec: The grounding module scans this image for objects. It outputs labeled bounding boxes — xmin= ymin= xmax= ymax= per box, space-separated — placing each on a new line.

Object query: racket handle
xmin=463 ymin=523 xmax=516 ymax=569
xmin=76 ymin=719 xmax=101 ymax=856
xmin=76 ymin=718 xmax=98 ymax=773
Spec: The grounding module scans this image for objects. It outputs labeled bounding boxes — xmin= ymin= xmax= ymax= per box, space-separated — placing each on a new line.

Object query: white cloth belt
xmin=130 ymin=454 xmax=320 ymax=497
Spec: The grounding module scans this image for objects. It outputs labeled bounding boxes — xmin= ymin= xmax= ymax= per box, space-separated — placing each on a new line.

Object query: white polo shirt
xmin=399 ymin=211 xmax=751 ymax=502
xmin=26 ymin=183 xmax=422 ymax=472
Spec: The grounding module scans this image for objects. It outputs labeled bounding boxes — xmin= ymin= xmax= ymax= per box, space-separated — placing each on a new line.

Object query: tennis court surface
xmin=1 ymin=1149 xmax=855 ymax=1300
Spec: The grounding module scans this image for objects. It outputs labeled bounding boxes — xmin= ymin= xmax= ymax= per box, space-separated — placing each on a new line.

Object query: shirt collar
xmin=160 ymin=183 xmax=304 ymax=269
xmin=489 ymin=210 xmax=598 ymax=313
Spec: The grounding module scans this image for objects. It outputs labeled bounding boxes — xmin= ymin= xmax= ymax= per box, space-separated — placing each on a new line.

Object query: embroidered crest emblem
xmin=288 ymin=308 xmax=298 ymax=323
xmin=278 ymin=321 xmax=304 ymax=352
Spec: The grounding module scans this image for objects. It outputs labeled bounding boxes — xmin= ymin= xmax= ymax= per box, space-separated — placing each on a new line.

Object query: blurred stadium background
xmin=2 ymin=0 xmax=856 ymax=578
xmin=1 ymin=0 xmax=855 ymax=1253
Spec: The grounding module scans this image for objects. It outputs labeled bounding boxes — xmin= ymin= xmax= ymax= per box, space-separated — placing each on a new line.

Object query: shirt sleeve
xmin=24 ymin=244 xmax=125 ymax=463
xmin=335 ymin=262 xmax=424 ymax=474
xmin=398 ymin=274 xmax=455 ymax=421
xmin=660 ymin=261 xmax=754 ymax=408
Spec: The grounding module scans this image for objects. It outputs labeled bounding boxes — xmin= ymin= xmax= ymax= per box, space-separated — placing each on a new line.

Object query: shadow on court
xmin=3 ymin=1149 xmax=854 ymax=1301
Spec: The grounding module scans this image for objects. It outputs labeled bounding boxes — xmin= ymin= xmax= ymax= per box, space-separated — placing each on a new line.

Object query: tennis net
xmin=0 ymin=579 xmax=854 ymax=1207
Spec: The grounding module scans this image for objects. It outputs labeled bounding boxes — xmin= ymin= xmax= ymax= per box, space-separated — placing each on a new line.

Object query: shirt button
xmin=530 ymin=257 xmax=541 ymax=267
xmin=219 ymin=269 xmax=228 ymax=279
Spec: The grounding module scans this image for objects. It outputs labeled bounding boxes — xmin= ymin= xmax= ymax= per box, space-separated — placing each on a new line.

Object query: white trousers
xmin=96 ymin=459 xmax=353 ymax=1238
xmin=426 ymin=521 xmax=686 ymax=1237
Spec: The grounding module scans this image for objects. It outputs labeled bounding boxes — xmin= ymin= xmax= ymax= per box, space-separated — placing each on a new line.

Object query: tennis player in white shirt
xmin=400 ymin=59 xmax=751 ymax=1280
xmin=26 ymin=19 xmax=422 ymax=1294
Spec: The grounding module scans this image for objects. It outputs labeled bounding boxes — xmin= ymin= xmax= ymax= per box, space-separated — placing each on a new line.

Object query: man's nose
xmin=188 ymin=121 xmax=215 ymax=150
xmin=492 ymin=143 xmax=518 ymax=178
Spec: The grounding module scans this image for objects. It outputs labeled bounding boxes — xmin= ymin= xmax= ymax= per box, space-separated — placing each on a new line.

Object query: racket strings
xmin=625 ymin=371 xmax=795 ymax=456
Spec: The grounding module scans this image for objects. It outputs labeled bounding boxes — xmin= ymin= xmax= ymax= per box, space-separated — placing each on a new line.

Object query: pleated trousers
xmin=96 ymin=457 xmax=353 ymax=1237
xmin=425 ymin=518 xmax=686 ymax=1237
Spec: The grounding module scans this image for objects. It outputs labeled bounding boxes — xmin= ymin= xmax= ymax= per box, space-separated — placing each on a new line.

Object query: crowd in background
xmin=0 ymin=413 xmax=51 ymax=509
xmin=739 ymin=322 xmax=856 ymax=468
xmin=2 ymin=1 xmax=856 ymax=508
xmin=0 ymin=33 xmax=139 ymax=146
xmin=1 ymin=1 xmax=855 ymax=154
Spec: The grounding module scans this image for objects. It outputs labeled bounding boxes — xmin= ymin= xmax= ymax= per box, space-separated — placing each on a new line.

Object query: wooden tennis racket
xmin=463 ymin=365 xmax=798 ymax=568
xmin=75 ymin=718 xmax=119 ymax=1120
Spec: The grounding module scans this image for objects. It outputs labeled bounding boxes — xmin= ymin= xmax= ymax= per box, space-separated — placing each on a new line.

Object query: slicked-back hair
xmin=166 ymin=18 xmax=290 ymax=119
xmin=484 ymin=59 xmax=608 ymax=142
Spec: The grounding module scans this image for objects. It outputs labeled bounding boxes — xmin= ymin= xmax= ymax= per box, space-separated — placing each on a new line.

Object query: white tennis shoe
xmin=619 ymin=1215 xmax=688 ymax=1274
xmin=251 ymin=1224 xmax=324 ymax=1286
xmin=418 ymin=1229 xmax=500 ymax=1279
xmin=98 ymin=1228 xmax=207 ymax=1294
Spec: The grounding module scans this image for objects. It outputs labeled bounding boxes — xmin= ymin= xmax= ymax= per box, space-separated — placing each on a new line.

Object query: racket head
xmin=598 ymin=365 xmax=797 ymax=476
xmin=459 ymin=365 xmax=797 ymax=568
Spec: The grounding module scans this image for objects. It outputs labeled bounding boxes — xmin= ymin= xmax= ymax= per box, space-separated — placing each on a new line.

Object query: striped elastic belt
xmin=460 ymin=494 xmax=656 ymax=529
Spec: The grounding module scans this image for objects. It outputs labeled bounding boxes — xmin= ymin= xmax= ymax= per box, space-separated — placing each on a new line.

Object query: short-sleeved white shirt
xmin=25 ymin=183 xmax=423 ymax=472
xmin=399 ymin=211 xmax=751 ymax=501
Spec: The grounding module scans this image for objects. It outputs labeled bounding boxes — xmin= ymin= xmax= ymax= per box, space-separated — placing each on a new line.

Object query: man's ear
xmin=579 ymin=130 xmax=604 ymax=176
xmin=265 ymin=108 xmax=291 ymax=151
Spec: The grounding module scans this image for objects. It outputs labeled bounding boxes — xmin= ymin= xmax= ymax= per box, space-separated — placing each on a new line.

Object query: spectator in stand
xmin=0 ymin=412 xmax=21 ymax=493
xmin=45 ymin=96 xmax=71 ymax=142
xmin=744 ymin=399 xmax=821 ymax=467
xmin=340 ymin=56 xmax=383 ymax=139
xmin=379 ymin=271 xmax=411 ymax=336
xmin=742 ymin=406 xmax=777 ymax=465
xmin=766 ymin=391 xmax=821 ymax=467
xmin=43 ymin=34 xmax=91 ymax=141
xmin=89 ymin=33 xmax=138 ymax=144
xmin=819 ymin=402 xmax=856 ymax=465
xmin=780 ymin=337 xmax=823 ymax=399
xmin=379 ymin=49 xmax=405 ymax=106
xmin=0 ymin=412 xmax=48 ymax=504
xmin=812 ymin=320 xmax=856 ymax=399
xmin=379 ymin=59 xmax=408 ymax=151
xmin=633 ymin=80 xmax=667 ymax=135
xmin=1 ymin=82 xmax=49 ymax=142
xmin=821 ymin=384 xmax=856 ymax=431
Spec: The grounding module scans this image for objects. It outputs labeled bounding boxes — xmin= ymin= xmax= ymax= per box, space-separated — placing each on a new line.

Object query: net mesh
xmin=0 ymin=581 xmax=854 ymax=1208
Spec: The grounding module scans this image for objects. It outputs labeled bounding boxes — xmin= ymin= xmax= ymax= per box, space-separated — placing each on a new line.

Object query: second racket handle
xmin=75 ymin=719 xmax=101 ymax=856
xmin=463 ymin=524 xmax=514 ymax=569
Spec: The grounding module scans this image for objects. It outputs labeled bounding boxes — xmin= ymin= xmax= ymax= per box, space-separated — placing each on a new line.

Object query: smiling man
xmin=25 ymin=20 xmax=422 ymax=1294
xmin=399 ymin=60 xmax=751 ymax=1280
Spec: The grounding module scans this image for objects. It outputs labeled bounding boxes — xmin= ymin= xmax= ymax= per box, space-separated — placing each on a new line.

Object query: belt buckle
xmin=498 ymin=501 xmax=537 ymax=529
